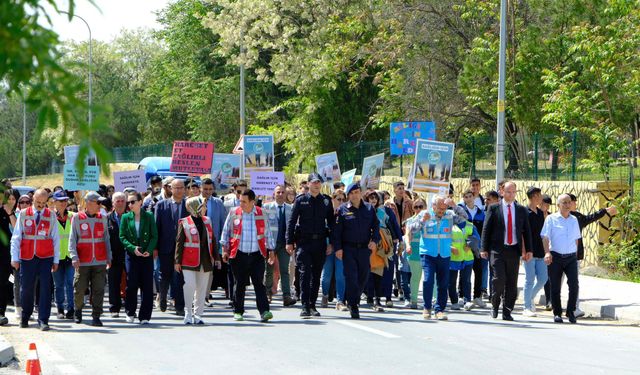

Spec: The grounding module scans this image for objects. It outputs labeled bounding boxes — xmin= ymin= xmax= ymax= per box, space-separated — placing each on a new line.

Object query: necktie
xmin=507 ymin=204 xmax=513 ymax=245
xmin=35 ymin=211 xmax=41 ymax=226
xmin=277 ymin=206 xmax=286 ymax=245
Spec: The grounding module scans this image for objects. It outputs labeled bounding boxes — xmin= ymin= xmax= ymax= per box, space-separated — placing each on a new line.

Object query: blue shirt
xmin=220 ymin=206 xmax=275 ymax=253
xmin=332 ymin=200 xmax=380 ymax=250
xmin=540 ymin=212 xmax=581 ymax=255
xmin=205 ymin=196 xmax=226 ymax=251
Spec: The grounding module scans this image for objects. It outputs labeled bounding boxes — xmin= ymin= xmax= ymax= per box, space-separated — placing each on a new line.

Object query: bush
xmin=598 ymin=193 xmax=640 ymax=282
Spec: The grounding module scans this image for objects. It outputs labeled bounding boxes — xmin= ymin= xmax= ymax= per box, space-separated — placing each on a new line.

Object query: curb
xmin=0 ymin=333 xmax=15 ymax=366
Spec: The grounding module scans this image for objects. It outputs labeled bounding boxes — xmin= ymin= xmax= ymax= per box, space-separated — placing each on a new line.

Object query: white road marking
xmin=335 ymin=320 xmax=401 ymax=338
xmin=35 ymin=341 xmax=64 ymax=361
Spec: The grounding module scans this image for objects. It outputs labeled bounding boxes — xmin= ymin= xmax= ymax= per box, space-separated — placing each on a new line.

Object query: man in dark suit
xmin=155 ymin=179 xmax=188 ymax=316
xmin=107 ymin=192 xmax=127 ymax=318
xmin=480 ymin=181 xmax=533 ymax=321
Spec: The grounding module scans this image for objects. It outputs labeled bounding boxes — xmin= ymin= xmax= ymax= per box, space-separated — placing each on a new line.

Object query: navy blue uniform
xmin=286 ymin=192 xmax=335 ymax=309
xmin=332 ymin=200 xmax=380 ymax=309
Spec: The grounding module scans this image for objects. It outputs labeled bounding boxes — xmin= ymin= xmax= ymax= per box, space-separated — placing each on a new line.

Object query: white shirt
xmin=540 ymin=212 xmax=581 ymax=255
xmin=474 ymin=196 xmax=484 ymax=211
xmin=501 ymin=201 xmax=517 ymax=246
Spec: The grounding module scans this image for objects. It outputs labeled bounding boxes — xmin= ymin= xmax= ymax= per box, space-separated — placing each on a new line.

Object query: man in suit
xmin=480 ymin=181 xmax=533 ymax=321
xmin=264 ymin=184 xmax=297 ymax=307
xmin=155 ymin=178 xmax=188 ymax=316
xmin=201 ymin=178 xmax=226 ymax=305
xmin=107 ymin=192 xmax=127 ymax=318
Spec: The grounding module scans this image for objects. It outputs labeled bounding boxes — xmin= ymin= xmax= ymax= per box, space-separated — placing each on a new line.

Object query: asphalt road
xmin=2 ymin=290 xmax=640 ymax=375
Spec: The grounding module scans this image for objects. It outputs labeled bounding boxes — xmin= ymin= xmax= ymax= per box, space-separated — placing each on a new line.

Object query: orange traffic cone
xmin=25 ymin=343 xmax=41 ymax=375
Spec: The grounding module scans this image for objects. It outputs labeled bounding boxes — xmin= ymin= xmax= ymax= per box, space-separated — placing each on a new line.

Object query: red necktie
xmin=507 ymin=204 xmax=513 ymax=245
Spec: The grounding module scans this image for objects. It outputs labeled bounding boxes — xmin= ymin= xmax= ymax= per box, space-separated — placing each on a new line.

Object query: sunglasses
xmin=414 ymin=205 xmax=424 ymax=209
xmin=127 ymin=200 xmax=138 ymax=205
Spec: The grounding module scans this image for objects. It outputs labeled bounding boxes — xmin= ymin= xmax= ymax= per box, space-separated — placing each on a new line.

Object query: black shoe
xmin=159 ymin=299 xmax=167 ymax=312
xmin=65 ymin=309 xmax=74 ymax=320
xmin=502 ymin=314 xmax=514 ymax=321
xmin=283 ymin=296 xmax=297 ymax=307
xmin=554 ymin=315 xmax=564 ymax=323
xmin=74 ymin=311 xmax=82 ymax=324
xmin=226 ymin=301 xmax=235 ymax=309
xmin=310 ymin=307 xmax=321 ymax=317
xmin=300 ymin=307 xmax=312 ymax=319
xmin=20 ymin=320 xmax=28 ymax=328
xmin=175 ymin=309 xmax=185 ymax=317
xmin=0 ymin=316 xmax=8 ymax=326
xmin=38 ymin=321 xmax=50 ymax=331
xmin=350 ymin=305 xmax=360 ymax=319
xmin=491 ymin=308 xmax=499 ymax=319
xmin=91 ymin=317 xmax=103 ymax=327
xmin=567 ymin=313 xmax=577 ymax=324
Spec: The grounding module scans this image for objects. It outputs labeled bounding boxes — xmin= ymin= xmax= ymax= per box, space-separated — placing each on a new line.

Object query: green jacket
xmin=119 ymin=211 xmax=158 ymax=255
xmin=56 ymin=211 xmax=74 ymax=260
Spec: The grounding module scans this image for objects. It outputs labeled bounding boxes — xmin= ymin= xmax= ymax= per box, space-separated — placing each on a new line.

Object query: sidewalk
xmin=517 ymin=268 xmax=640 ymax=324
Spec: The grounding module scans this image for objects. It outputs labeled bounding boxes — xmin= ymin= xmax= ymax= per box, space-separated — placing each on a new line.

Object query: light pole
xmin=495 ymin=0 xmax=507 ymax=188
xmin=61 ymin=11 xmax=92 ymax=128
xmin=22 ymin=94 xmax=26 ymax=184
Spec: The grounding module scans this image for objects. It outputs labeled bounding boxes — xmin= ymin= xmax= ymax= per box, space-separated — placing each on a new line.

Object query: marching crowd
xmin=0 ymin=174 xmax=617 ymax=330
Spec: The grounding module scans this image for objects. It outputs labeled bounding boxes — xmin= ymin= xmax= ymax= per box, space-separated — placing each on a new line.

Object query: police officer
xmin=332 ymin=182 xmax=380 ymax=319
xmin=286 ymin=173 xmax=335 ymax=319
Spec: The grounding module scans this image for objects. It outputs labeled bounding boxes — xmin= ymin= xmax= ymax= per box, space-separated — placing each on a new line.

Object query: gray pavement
xmin=1 ymin=286 xmax=640 ymax=375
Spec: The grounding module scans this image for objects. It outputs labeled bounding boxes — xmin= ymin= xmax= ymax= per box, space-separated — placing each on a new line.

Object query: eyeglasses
xmin=127 ymin=200 xmax=138 ymax=205
xmin=413 ymin=205 xmax=424 ymax=209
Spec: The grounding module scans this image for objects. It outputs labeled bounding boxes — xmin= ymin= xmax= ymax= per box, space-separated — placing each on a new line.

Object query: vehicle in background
xmin=11 ymin=185 xmax=37 ymax=196
xmin=137 ymin=157 xmax=200 ymax=184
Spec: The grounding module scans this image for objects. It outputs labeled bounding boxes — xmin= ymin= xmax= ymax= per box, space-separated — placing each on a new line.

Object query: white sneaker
xmin=183 ymin=315 xmax=193 ymax=325
xmin=522 ymin=309 xmax=537 ymax=317
xmin=125 ymin=315 xmax=135 ymax=323
xmin=403 ymin=300 xmax=412 ymax=308
xmin=473 ymin=297 xmax=486 ymax=308
xmin=450 ymin=302 xmax=461 ymax=310
xmin=463 ymin=302 xmax=473 ymax=311
xmin=574 ymin=308 xmax=585 ymax=318
xmin=15 ymin=307 xmax=22 ymax=321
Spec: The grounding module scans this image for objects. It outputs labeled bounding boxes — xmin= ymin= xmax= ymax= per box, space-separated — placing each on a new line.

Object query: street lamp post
xmin=60 ymin=11 xmax=92 ymax=128
xmin=495 ymin=0 xmax=507 ymax=188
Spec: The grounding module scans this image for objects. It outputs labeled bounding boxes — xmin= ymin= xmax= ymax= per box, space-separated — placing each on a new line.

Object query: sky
xmin=45 ymin=0 xmax=173 ymax=42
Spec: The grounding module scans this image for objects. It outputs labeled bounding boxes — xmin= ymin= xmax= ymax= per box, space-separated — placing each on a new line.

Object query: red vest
xmin=229 ymin=206 xmax=267 ymax=258
xmin=19 ymin=207 xmax=55 ymax=260
xmin=75 ymin=211 xmax=108 ymax=264
xmin=179 ymin=216 xmax=215 ymax=267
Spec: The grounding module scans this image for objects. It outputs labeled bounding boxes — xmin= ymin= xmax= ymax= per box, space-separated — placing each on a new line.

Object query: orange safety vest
xmin=19 ymin=207 xmax=55 ymax=260
xmin=75 ymin=211 xmax=108 ymax=263
xmin=179 ymin=216 xmax=215 ymax=267
xmin=229 ymin=206 xmax=267 ymax=259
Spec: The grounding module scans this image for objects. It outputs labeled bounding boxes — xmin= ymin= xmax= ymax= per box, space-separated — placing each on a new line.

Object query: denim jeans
xmin=523 ymin=257 xmax=549 ymax=310
xmin=53 ymin=259 xmax=75 ymax=311
xmin=421 ymin=254 xmax=450 ymax=312
xmin=449 ymin=264 xmax=473 ymax=304
xmin=321 ymin=252 xmax=345 ymax=302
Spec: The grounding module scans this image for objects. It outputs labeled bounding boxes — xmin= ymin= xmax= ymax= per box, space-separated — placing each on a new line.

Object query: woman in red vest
xmin=175 ymin=196 xmax=220 ymax=325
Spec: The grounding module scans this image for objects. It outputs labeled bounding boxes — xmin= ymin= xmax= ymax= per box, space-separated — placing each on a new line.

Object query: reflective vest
xmin=75 ymin=211 xmax=108 ymax=264
xmin=418 ymin=210 xmax=454 ymax=258
xmin=56 ymin=211 xmax=73 ymax=260
xmin=19 ymin=207 xmax=55 ymax=260
xmin=450 ymin=221 xmax=474 ymax=270
xmin=229 ymin=206 xmax=267 ymax=259
xmin=179 ymin=216 xmax=214 ymax=267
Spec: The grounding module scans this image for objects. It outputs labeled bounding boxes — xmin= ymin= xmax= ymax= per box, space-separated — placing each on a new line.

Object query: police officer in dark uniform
xmin=332 ymin=182 xmax=380 ymax=319
xmin=286 ymin=173 xmax=335 ymax=319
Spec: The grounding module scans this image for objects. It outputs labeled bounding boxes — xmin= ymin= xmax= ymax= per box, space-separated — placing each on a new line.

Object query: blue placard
xmin=63 ymin=165 xmax=100 ymax=191
xmin=390 ymin=121 xmax=436 ymax=155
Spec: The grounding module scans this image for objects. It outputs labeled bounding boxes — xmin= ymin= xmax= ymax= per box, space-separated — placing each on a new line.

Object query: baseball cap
xmin=84 ymin=191 xmax=101 ymax=202
xmin=52 ymin=190 xmax=69 ymax=201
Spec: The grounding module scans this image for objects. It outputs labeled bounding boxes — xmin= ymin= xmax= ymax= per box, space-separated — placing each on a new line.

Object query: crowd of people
xmin=0 ymin=174 xmax=616 ymax=330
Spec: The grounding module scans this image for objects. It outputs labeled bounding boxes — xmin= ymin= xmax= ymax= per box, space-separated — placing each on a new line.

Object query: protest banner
xmin=315 ymin=152 xmax=341 ymax=186
xmin=390 ymin=121 xmax=436 ymax=156
xmin=64 ymin=145 xmax=98 ymax=166
xmin=340 ymin=169 xmax=356 ymax=186
xmin=361 ymin=153 xmax=385 ymax=190
xmin=410 ymin=139 xmax=455 ymax=195
xmin=211 ymin=153 xmax=242 ymax=191
xmin=169 ymin=141 xmax=214 ymax=175
xmin=113 ymin=170 xmax=147 ymax=193
xmin=63 ymin=165 xmax=100 ymax=191
xmin=243 ymin=135 xmax=274 ymax=174
xmin=250 ymin=171 xmax=284 ymax=196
